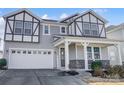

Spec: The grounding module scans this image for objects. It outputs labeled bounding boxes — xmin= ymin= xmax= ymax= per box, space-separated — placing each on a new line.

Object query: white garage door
xmin=9 ymin=48 xmax=53 ymax=69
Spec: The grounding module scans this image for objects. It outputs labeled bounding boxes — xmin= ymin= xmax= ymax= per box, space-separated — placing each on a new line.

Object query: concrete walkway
xmin=0 ymin=69 xmax=88 ymax=85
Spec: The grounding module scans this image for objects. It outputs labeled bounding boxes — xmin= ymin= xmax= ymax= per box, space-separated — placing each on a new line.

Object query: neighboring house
xmin=0 ymin=38 xmax=3 ymax=58
xmin=0 ymin=50 xmax=3 ymax=58
xmin=3 ymin=8 xmax=122 ymax=70
xmin=107 ymin=23 xmax=124 ymax=65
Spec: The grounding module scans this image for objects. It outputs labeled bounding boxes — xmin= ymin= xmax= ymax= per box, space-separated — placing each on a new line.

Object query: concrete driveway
xmin=0 ymin=69 xmax=87 ymax=85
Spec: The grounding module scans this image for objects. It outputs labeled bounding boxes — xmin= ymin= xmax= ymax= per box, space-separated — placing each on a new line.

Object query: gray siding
xmin=4 ymin=24 xmax=61 ymax=62
xmin=77 ymin=45 xmax=84 ymax=59
xmin=107 ymin=29 xmax=123 ymax=40
xmin=69 ymin=44 xmax=76 ymax=60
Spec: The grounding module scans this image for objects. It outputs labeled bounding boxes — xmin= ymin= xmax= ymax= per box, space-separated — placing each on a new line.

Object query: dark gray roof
xmin=42 ymin=19 xmax=58 ymax=22
xmin=106 ymin=25 xmax=116 ymax=31
xmin=106 ymin=23 xmax=124 ymax=32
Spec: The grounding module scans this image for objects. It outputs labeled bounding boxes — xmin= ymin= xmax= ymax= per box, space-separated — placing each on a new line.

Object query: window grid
xmin=14 ymin=21 xmax=23 ymax=35
xmin=83 ymin=23 xmax=99 ymax=36
xmin=87 ymin=47 xmax=92 ymax=60
xmin=87 ymin=47 xmax=100 ymax=60
xmin=94 ymin=47 xmax=100 ymax=59
xmin=11 ymin=50 xmax=52 ymax=55
xmin=61 ymin=27 xmax=66 ymax=34
xmin=43 ymin=25 xmax=50 ymax=35
xmin=24 ymin=22 xmax=32 ymax=36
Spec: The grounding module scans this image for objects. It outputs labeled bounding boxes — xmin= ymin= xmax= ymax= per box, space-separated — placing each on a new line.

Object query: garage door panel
xmin=9 ymin=49 xmax=53 ymax=69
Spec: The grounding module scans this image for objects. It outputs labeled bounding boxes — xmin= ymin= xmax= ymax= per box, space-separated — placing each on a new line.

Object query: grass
xmin=90 ymin=82 xmax=124 ymax=85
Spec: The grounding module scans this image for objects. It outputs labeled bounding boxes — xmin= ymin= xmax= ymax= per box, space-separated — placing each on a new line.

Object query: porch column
xmin=117 ymin=44 xmax=122 ymax=65
xmin=65 ymin=41 xmax=69 ymax=70
xmin=82 ymin=42 xmax=89 ymax=70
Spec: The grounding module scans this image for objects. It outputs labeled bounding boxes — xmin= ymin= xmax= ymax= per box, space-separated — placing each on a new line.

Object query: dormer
xmin=60 ymin=10 xmax=108 ymax=38
xmin=3 ymin=8 xmax=41 ymax=43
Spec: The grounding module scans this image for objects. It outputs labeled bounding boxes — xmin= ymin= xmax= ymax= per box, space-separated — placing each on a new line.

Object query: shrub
xmin=119 ymin=65 xmax=124 ymax=78
xmin=0 ymin=58 xmax=7 ymax=69
xmin=91 ymin=60 xmax=103 ymax=77
xmin=106 ymin=65 xmax=124 ymax=79
xmin=91 ymin=60 xmax=102 ymax=70
xmin=93 ymin=68 xmax=103 ymax=77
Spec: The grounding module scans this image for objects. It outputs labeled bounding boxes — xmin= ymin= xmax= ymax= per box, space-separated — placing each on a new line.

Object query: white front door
xmin=9 ymin=48 xmax=53 ymax=69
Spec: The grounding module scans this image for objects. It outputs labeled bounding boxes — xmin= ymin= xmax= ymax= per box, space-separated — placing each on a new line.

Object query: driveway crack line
xmin=33 ymin=70 xmax=42 ymax=85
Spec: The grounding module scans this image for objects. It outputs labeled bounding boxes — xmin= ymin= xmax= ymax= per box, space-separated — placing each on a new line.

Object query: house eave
xmin=53 ymin=35 xmax=123 ymax=47
xmin=59 ymin=9 xmax=108 ymax=24
xmin=3 ymin=8 xmax=43 ymax=21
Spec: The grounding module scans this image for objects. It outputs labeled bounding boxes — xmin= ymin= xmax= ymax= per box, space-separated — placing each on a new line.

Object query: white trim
xmin=43 ymin=24 xmax=50 ymax=35
xmin=59 ymin=46 xmax=65 ymax=69
xmin=75 ymin=43 xmax=77 ymax=60
xmin=65 ymin=41 xmax=69 ymax=70
xmin=8 ymin=48 xmax=11 ymax=69
xmin=99 ymin=47 xmax=102 ymax=60
xmin=91 ymin=46 xmax=94 ymax=60
xmin=60 ymin=26 xmax=67 ymax=34
xmin=84 ymin=42 xmax=88 ymax=70
xmin=117 ymin=44 xmax=122 ymax=65
xmin=64 ymin=38 xmax=120 ymax=45
xmin=54 ymin=39 xmax=65 ymax=47
xmin=9 ymin=48 xmax=53 ymax=51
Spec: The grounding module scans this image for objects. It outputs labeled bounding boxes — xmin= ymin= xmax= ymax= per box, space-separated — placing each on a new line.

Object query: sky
xmin=0 ymin=8 xmax=124 ymax=39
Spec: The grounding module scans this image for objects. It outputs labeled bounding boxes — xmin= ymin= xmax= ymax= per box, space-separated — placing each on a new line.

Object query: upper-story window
xmin=15 ymin=21 xmax=23 ymax=35
xmin=43 ymin=24 xmax=50 ymax=35
xmin=83 ymin=23 xmax=99 ymax=36
xmin=83 ymin=23 xmax=90 ymax=35
xmin=60 ymin=26 xmax=66 ymax=34
xmin=91 ymin=24 xmax=99 ymax=36
xmin=24 ymin=22 xmax=32 ymax=35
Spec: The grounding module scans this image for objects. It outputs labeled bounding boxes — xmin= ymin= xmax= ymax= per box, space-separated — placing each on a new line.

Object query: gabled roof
xmin=59 ymin=10 xmax=108 ymax=23
xmin=3 ymin=8 xmax=42 ymax=21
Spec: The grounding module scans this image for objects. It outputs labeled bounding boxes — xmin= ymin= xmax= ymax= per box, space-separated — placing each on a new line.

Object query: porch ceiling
xmin=53 ymin=36 xmax=124 ymax=47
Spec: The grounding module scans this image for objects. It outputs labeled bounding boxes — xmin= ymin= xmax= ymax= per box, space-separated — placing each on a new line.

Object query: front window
xmin=24 ymin=22 xmax=32 ymax=35
xmin=94 ymin=47 xmax=100 ymax=59
xmin=44 ymin=25 xmax=50 ymax=35
xmin=87 ymin=47 xmax=92 ymax=59
xmin=15 ymin=21 xmax=23 ymax=35
xmin=87 ymin=47 xmax=100 ymax=60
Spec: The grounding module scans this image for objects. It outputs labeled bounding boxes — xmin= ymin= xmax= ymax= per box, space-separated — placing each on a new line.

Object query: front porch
xmin=53 ymin=36 xmax=122 ymax=70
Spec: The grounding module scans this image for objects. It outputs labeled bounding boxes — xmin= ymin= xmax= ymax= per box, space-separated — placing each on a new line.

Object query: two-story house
xmin=107 ymin=23 xmax=124 ymax=65
xmin=3 ymin=8 xmax=122 ymax=70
